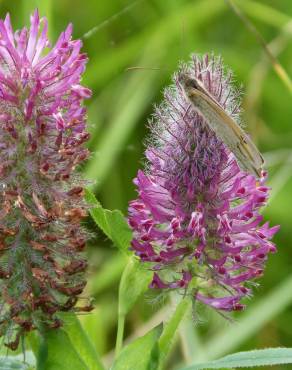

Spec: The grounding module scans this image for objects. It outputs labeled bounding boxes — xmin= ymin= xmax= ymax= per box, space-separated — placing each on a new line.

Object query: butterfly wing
xmin=180 ymin=74 xmax=264 ymax=178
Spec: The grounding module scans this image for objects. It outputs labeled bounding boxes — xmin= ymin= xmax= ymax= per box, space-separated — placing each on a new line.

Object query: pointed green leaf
xmin=111 ymin=324 xmax=163 ymax=370
xmin=33 ymin=314 xmax=104 ymax=370
xmin=180 ymin=348 xmax=292 ymax=369
xmin=36 ymin=329 xmax=88 ymax=370
xmin=60 ymin=313 xmax=105 ymax=370
xmin=85 ymin=189 xmax=132 ymax=254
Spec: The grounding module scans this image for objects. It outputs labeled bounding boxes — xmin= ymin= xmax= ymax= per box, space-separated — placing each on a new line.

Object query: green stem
xmin=158 ymin=295 xmax=192 ymax=369
xmin=115 ymin=313 xmax=126 ymax=357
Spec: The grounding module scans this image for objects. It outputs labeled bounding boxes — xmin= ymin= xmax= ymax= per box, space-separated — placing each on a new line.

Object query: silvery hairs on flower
xmin=0 ymin=10 xmax=92 ymax=349
xmin=128 ymin=54 xmax=279 ymax=314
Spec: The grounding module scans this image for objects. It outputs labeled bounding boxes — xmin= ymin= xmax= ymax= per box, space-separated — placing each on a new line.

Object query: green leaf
xmin=60 ymin=313 xmax=105 ymax=370
xmin=85 ymin=188 xmax=132 ymax=254
xmin=33 ymin=314 xmax=104 ymax=370
xmin=180 ymin=348 xmax=292 ymax=369
xmin=36 ymin=328 xmax=88 ymax=370
xmin=0 ymin=357 xmax=30 ymax=369
xmin=111 ymin=324 xmax=163 ymax=370
xmin=118 ymin=258 xmax=152 ymax=317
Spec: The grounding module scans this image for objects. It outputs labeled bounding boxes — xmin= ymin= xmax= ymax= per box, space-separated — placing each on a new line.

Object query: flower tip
xmin=65 ymin=23 xmax=73 ymax=39
xmin=31 ymin=8 xmax=40 ymax=24
xmin=4 ymin=13 xmax=11 ymax=24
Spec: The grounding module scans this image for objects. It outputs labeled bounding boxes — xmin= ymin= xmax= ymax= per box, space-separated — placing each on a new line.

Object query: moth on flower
xmin=178 ymin=72 xmax=264 ymax=178
xmin=128 ymin=54 xmax=279 ymax=314
xmin=0 ymin=10 xmax=92 ymax=349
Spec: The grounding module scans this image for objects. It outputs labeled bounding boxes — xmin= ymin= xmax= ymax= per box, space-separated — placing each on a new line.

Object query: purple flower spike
xmin=0 ymin=10 xmax=92 ymax=349
xmin=128 ymin=54 xmax=279 ymax=314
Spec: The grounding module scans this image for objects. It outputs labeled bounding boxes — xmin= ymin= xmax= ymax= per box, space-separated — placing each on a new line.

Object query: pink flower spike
xmin=128 ymin=54 xmax=279 ymax=314
xmin=0 ymin=10 xmax=92 ymax=350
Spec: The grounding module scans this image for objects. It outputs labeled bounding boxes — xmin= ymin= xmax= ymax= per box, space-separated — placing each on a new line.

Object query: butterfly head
xmin=178 ymin=72 xmax=204 ymax=96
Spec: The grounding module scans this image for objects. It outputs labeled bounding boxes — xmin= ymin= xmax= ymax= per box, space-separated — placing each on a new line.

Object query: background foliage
xmin=0 ymin=0 xmax=292 ymax=369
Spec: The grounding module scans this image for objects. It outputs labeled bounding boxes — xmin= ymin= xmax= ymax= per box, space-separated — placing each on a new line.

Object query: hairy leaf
xmin=180 ymin=348 xmax=292 ymax=369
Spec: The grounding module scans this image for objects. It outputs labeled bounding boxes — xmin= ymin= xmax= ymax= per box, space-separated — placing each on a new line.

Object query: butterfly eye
xmin=186 ymin=76 xmax=201 ymax=90
xmin=191 ymin=79 xmax=201 ymax=89
xmin=179 ymin=74 xmax=196 ymax=89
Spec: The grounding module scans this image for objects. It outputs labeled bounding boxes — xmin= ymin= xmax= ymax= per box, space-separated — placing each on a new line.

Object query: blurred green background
xmin=1 ymin=0 xmax=292 ymax=368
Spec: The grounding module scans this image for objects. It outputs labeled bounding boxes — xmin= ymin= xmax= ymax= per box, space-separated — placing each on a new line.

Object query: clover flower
xmin=128 ymin=54 xmax=279 ymax=313
xmin=0 ymin=10 xmax=91 ymax=349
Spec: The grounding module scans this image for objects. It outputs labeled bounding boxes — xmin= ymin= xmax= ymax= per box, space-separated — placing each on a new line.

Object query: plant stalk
xmin=115 ymin=313 xmax=126 ymax=358
xmin=158 ymin=295 xmax=192 ymax=369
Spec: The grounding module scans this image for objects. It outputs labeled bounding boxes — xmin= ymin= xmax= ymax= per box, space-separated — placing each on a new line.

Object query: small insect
xmin=179 ymin=72 xmax=264 ymax=178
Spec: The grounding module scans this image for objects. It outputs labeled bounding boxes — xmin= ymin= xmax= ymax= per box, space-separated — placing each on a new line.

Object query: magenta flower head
xmin=128 ymin=54 xmax=279 ymax=314
xmin=0 ymin=10 xmax=91 ymax=349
